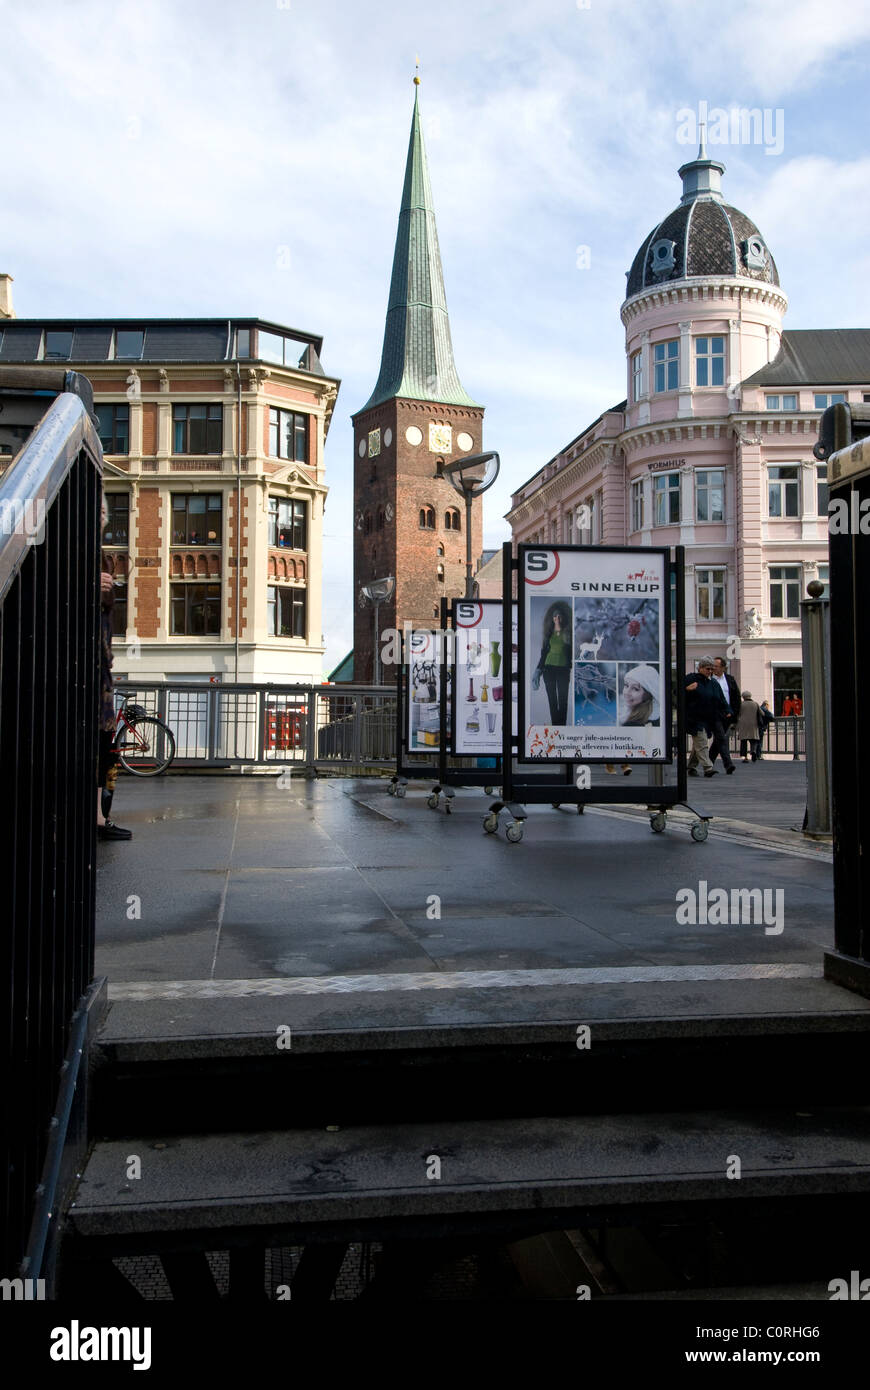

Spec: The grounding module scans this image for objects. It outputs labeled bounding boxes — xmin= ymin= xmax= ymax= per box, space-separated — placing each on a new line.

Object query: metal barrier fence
xmin=0 ymin=384 xmax=104 ymax=1282
xmin=674 ymin=717 xmax=805 ymax=760
xmin=113 ymin=681 xmax=398 ymax=768
xmin=114 ymin=684 xmax=804 ymax=772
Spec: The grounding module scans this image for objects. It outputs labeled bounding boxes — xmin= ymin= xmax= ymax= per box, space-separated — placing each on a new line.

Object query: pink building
xmin=506 ymin=139 xmax=870 ymax=712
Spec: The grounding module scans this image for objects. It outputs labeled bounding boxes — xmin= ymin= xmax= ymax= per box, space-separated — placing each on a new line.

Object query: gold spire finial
xmin=414 ymin=55 xmax=420 ymax=85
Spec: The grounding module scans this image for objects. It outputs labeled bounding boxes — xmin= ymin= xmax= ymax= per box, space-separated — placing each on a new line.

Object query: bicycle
xmin=113 ymin=698 xmax=176 ymax=776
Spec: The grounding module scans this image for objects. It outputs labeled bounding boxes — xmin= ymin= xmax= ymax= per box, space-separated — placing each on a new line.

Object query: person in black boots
xmin=98 ymin=498 xmax=132 ymax=841
xmin=709 ymin=655 xmax=741 ymax=773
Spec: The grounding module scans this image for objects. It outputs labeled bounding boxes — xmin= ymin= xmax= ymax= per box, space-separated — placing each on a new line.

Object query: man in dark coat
xmin=709 ymin=656 xmax=742 ymax=773
xmin=685 ymin=658 xmax=730 ymax=777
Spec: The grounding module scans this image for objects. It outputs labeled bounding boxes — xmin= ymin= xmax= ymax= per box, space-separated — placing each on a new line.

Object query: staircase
xmin=59 ymin=978 xmax=870 ymax=1300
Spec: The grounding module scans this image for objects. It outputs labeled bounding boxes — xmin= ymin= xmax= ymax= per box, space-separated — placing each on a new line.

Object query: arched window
xmin=363 ymin=511 xmax=372 ymax=535
xmin=445 ymin=509 xmax=461 ymax=531
xmin=435 ymin=458 xmax=445 ymax=477
xmin=377 ymin=507 xmax=385 ymax=530
xmin=436 ymin=544 xmax=444 ymax=557
xmin=436 ymin=564 xmax=445 ymax=582
xmin=419 ymin=507 xmax=435 ymax=530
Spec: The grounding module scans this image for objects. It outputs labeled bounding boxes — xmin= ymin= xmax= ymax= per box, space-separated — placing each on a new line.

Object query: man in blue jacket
xmin=685 ymin=658 xmax=730 ymax=778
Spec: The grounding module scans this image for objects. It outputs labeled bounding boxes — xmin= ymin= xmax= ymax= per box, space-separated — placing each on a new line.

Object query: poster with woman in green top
xmin=531 ymin=600 xmax=573 ymax=725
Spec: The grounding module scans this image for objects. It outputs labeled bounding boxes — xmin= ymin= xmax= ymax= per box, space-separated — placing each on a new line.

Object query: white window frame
xmin=768 ymin=465 xmax=801 ymax=519
xmin=768 ymin=565 xmax=801 ymax=620
xmin=653 ymin=340 xmax=679 ymax=393
xmin=653 ymin=472 xmax=681 ymax=526
xmin=696 ymin=567 xmax=726 ymax=621
xmin=695 ymin=469 xmax=725 ymax=523
xmin=694 ymin=336 xmax=725 ymax=388
xmin=631 ymin=351 xmax=643 ymax=402
xmin=630 ymin=479 xmax=644 ymax=533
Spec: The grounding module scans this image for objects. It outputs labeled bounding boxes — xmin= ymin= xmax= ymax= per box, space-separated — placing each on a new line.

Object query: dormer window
xmin=650 ymin=238 xmax=676 ymax=276
xmin=743 ymin=236 xmax=767 ymax=271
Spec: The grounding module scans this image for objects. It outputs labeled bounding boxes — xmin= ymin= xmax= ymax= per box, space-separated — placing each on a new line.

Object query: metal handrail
xmin=0 ymin=388 xmax=104 ymax=1285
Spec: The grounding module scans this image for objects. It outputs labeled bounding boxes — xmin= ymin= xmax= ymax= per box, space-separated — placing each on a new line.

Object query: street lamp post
xmin=360 ymin=575 xmax=395 ymax=684
xmin=442 ymin=452 xmax=500 ymax=599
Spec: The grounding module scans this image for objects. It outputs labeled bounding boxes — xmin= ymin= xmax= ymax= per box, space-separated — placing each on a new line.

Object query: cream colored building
xmin=0 ymin=287 xmax=338 ymax=684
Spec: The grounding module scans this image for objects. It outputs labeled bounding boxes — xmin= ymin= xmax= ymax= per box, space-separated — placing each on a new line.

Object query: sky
xmin=2 ymin=0 xmax=869 ymax=672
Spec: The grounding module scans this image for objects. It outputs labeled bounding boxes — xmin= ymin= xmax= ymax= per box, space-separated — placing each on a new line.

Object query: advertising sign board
xmin=518 ymin=545 xmax=671 ymax=763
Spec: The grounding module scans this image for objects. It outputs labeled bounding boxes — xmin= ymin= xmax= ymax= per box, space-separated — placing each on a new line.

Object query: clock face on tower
xmin=368 ymin=428 xmax=381 ymax=458
xmin=429 ymin=423 xmax=452 ymax=453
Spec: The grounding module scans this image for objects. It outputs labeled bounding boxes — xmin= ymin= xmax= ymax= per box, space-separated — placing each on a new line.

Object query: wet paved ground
xmin=96 ymin=763 xmax=832 ymax=998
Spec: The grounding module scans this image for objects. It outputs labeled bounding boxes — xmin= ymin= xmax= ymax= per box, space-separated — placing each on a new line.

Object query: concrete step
xmin=92 ymin=979 xmax=870 ymax=1135
xmin=67 ymin=1106 xmax=870 ymax=1252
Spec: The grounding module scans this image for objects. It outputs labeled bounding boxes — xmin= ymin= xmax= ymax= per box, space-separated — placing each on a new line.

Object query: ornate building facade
xmin=0 ymin=303 xmax=338 ymax=684
xmin=351 ymin=81 xmax=484 ymax=682
xmin=506 ymin=141 xmax=870 ymax=711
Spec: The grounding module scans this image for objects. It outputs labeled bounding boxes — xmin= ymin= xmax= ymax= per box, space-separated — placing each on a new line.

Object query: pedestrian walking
xmin=737 ymin=690 xmax=762 ymax=762
xmin=757 ymin=700 xmax=774 ymax=760
xmin=710 ymin=656 xmax=741 ymax=773
xmin=685 ymin=658 xmax=724 ymax=778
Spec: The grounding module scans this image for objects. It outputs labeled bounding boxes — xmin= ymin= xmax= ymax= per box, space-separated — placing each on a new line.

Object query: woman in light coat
xmin=737 ymin=690 xmax=762 ymax=763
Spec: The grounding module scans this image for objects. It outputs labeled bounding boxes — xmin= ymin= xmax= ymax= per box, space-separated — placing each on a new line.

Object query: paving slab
xmin=96 ymin=775 xmax=836 ymax=1024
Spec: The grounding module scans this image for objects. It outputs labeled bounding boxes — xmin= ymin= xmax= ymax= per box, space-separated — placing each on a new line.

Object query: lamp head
xmin=361 ymin=575 xmax=395 ymax=605
xmin=443 ymin=451 xmax=500 ymax=498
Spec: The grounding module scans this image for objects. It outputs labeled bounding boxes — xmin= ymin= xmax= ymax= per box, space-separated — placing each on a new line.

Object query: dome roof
xmin=625 ymin=143 xmax=779 ymax=299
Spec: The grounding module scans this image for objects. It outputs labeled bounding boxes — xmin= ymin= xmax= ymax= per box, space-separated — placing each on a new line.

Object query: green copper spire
xmin=360 ymin=83 xmax=480 ymax=413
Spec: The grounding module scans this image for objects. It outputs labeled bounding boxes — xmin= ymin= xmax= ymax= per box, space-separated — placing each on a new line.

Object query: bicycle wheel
xmin=116 ymin=716 xmax=176 ymax=776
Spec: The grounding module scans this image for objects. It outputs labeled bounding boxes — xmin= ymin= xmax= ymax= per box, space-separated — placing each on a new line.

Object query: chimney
xmin=0 ymin=274 xmax=15 ymax=319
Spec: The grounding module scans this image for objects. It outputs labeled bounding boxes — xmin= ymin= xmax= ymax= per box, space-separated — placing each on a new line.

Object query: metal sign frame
xmin=493 ymin=542 xmax=699 ymax=833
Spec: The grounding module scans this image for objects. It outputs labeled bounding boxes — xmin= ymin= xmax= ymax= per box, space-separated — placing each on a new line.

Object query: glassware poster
xmin=453 ymin=600 xmax=518 ymax=754
xmin=521 ymin=547 xmax=669 ymax=762
xmin=406 ymin=629 xmax=451 ymax=753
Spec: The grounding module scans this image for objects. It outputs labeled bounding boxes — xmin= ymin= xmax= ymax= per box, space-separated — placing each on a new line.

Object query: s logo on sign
xmin=524 ymin=550 xmax=561 ymax=585
xmin=455 ymin=603 xmax=481 ymax=627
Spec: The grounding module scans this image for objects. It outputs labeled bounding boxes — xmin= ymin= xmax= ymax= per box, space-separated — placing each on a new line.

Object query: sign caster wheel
xmin=484 ymin=785 xmax=494 ymax=796
xmin=650 ymin=812 xmax=667 ymax=833
xmin=427 ymin=794 xmax=439 ymax=809
xmin=483 ymin=813 xmax=499 ymax=834
xmin=691 ymin=820 xmax=709 ymax=842
xmin=506 ymin=821 xmax=524 ymax=843
xmin=395 ymin=785 xmax=406 ymax=798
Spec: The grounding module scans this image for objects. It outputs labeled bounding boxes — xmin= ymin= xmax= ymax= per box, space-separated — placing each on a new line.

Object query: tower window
xmin=363 ymin=511 xmax=373 ymax=535
xmin=445 ymin=508 xmax=461 ymax=531
xmin=436 ymin=544 xmax=444 ymax=557
xmin=377 ymin=507 xmax=385 ymax=530
xmin=435 ymin=458 xmax=445 ymax=477
xmin=419 ymin=507 xmax=435 ymax=529
xmin=653 ymin=340 xmax=679 ymax=393
xmin=694 ymin=337 xmax=725 ymax=387
xmin=436 ymin=564 xmax=444 ymax=581
xmin=631 ymin=351 xmax=643 ymax=402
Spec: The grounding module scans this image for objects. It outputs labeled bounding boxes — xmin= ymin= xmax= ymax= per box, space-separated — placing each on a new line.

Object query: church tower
xmin=352 ymin=77 xmax=484 ymax=682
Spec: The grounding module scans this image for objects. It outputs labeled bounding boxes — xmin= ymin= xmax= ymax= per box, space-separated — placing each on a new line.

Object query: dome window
xmin=650 ymin=238 xmax=676 ymax=276
xmin=743 ymin=236 xmax=767 ymax=271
